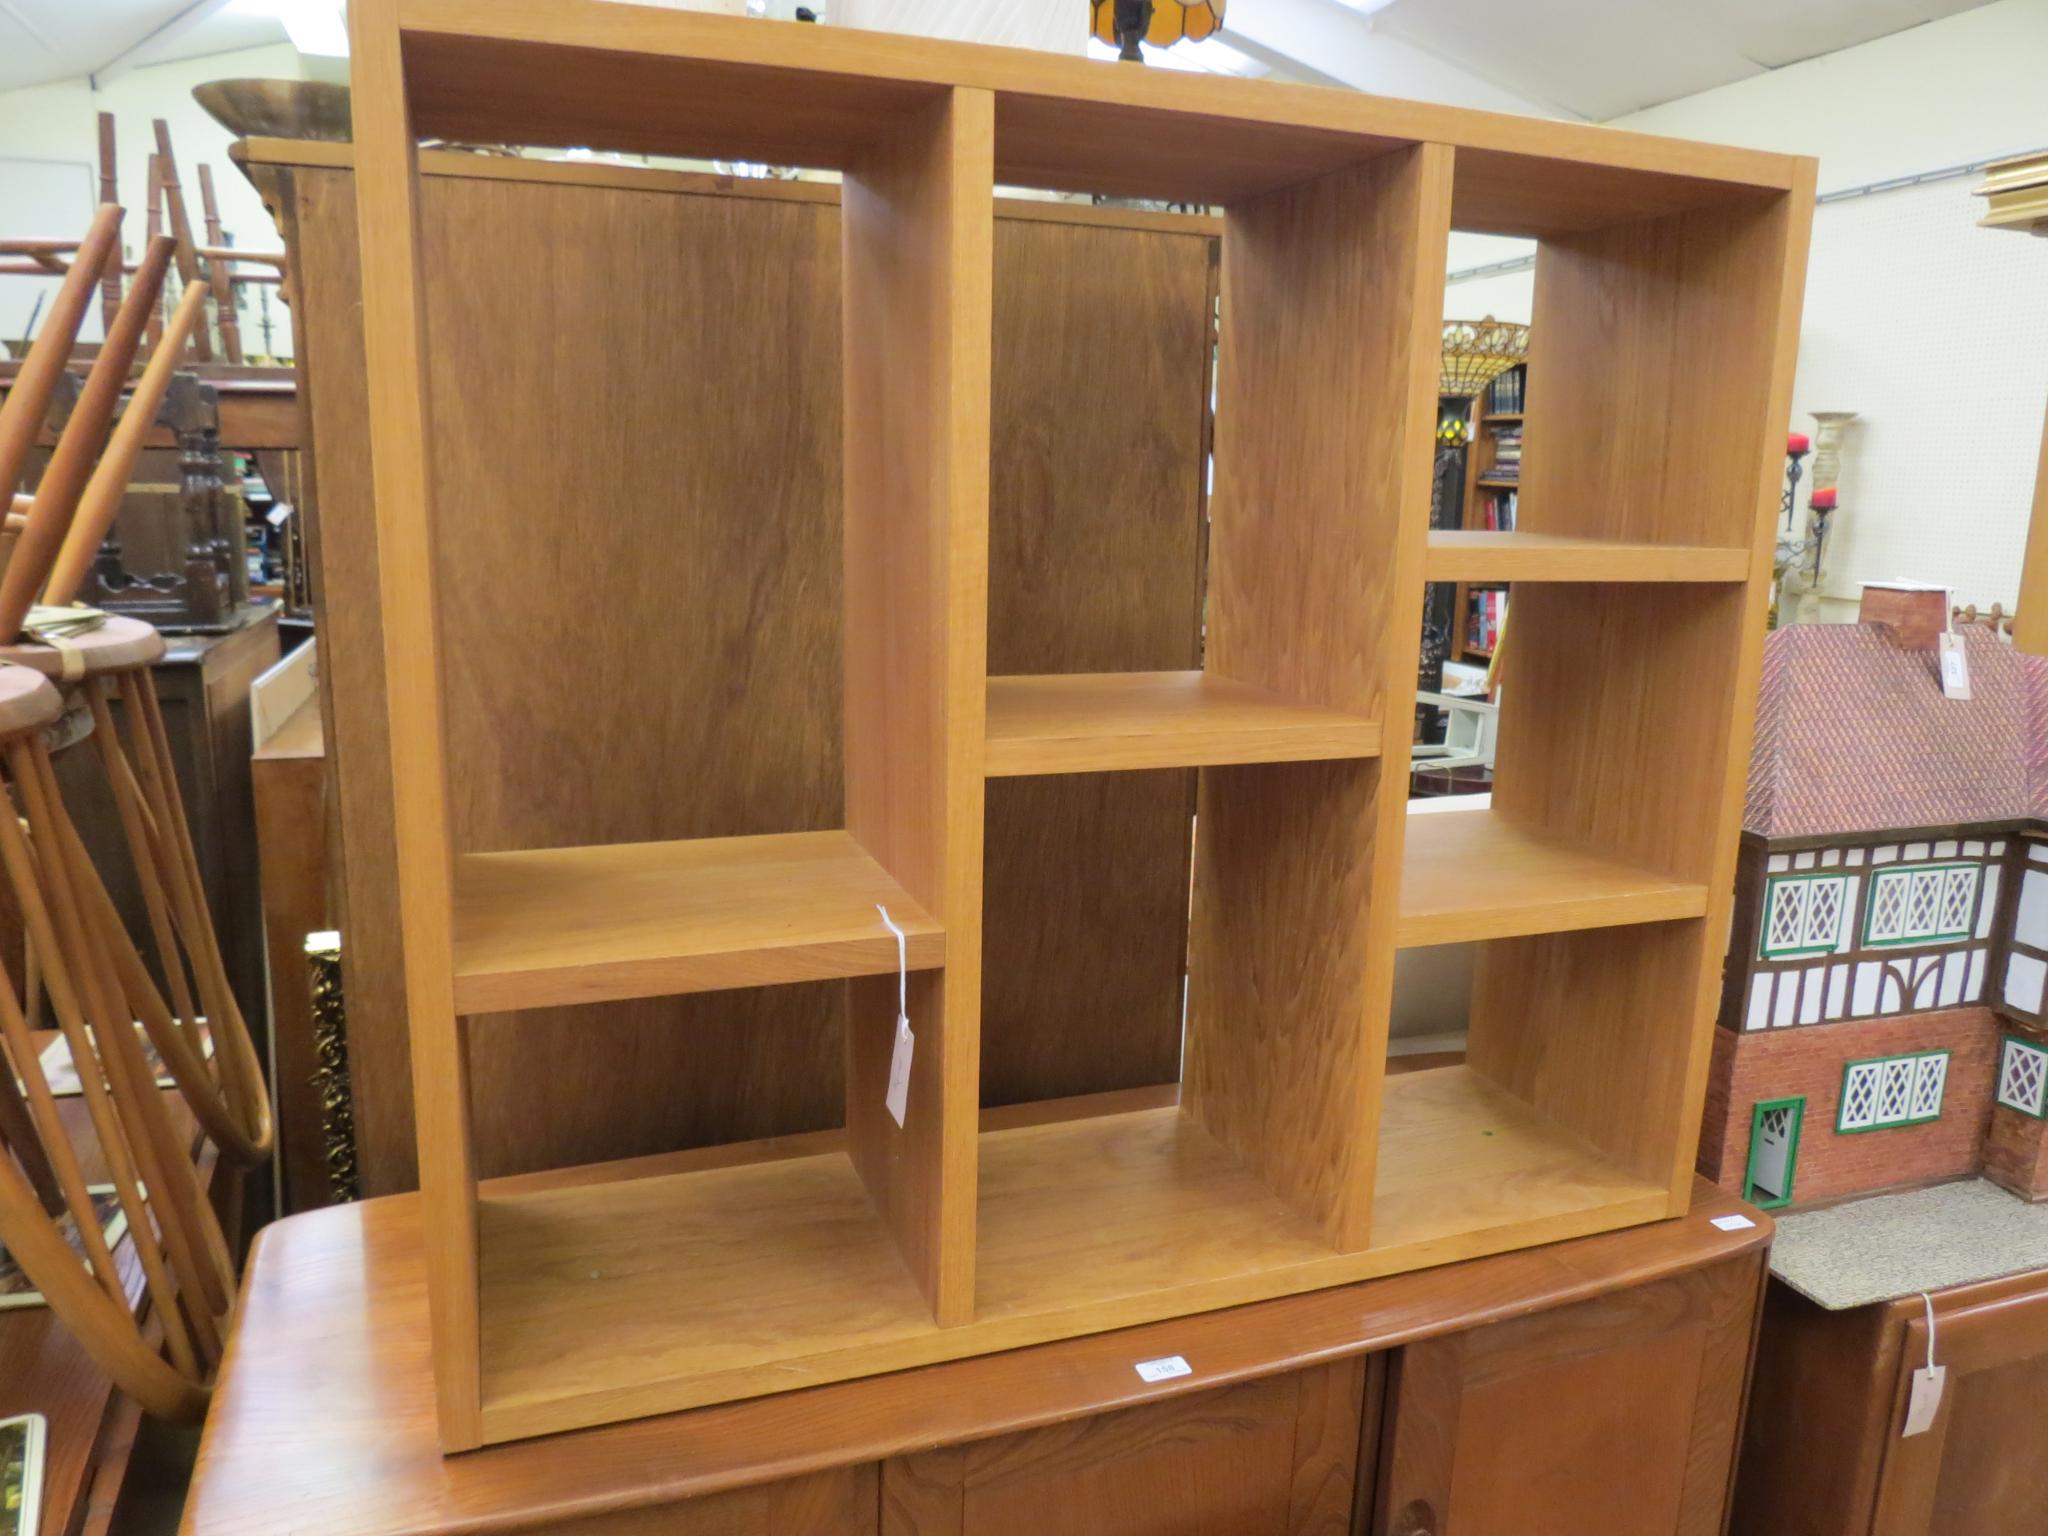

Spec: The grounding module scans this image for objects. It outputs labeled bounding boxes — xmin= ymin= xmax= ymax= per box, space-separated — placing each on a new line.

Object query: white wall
xmin=1445 ymin=0 xmax=2048 ymax=616
xmin=0 ymin=41 xmax=307 ymax=358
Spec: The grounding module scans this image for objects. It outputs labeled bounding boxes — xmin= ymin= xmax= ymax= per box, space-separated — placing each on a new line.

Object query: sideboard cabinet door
xmin=882 ymin=1358 xmax=1373 ymax=1536
xmin=1370 ymin=1255 xmax=1763 ymax=1536
xmin=1869 ymin=1278 xmax=2048 ymax=1536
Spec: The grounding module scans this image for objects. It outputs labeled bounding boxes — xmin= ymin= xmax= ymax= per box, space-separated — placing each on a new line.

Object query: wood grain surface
xmin=433 ymin=1070 xmax=1667 ymax=1442
xmin=979 ymin=212 xmax=1211 ymax=1108
xmin=1185 ymin=144 xmax=1449 ymax=1252
xmin=1419 ymin=529 xmax=1750 ymax=584
xmin=180 ymin=1170 xmax=1768 ymax=1535
xmin=347 ymin=0 xmax=482 ymax=1442
xmin=1396 ymin=806 xmax=1709 ymax=947
xmin=1376 ymin=1253 xmax=1761 ymax=1536
xmin=452 ymin=833 xmax=942 ymax=1013
xmin=838 ymin=87 xmax=993 ymax=1329
xmin=985 ymin=672 xmax=1380 ymax=777
xmin=288 ymin=148 xmax=1219 ymax=1191
xmin=387 ymin=0 xmax=1798 ymax=226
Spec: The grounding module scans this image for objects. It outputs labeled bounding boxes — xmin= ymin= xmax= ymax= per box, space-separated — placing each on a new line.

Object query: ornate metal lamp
xmin=1439 ymin=316 xmax=1529 ymax=401
xmin=1091 ymin=0 xmax=1227 ymax=62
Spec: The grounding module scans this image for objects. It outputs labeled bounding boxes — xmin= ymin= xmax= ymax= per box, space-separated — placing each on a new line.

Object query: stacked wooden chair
xmin=0 ymin=203 xmax=269 ymax=1417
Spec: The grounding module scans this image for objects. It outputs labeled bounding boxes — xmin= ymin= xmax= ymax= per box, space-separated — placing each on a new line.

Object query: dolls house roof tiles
xmin=1743 ymin=622 xmax=2048 ymax=841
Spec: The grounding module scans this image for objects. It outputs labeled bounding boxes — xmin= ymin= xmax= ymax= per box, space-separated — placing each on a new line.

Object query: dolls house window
xmin=1864 ymin=864 xmax=1978 ymax=947
xmin=1838 ymin=1051 xmax=1948 ymax=1132
xmin=1760 ymin=873 xmax=1848 ymax=959
xmin=1997 ymin=1036 xmax=2048 ymax=1118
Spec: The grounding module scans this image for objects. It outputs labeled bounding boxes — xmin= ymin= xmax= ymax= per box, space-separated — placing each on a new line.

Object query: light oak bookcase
xmin=346 ymin=0 xmax=1815 ymax=1450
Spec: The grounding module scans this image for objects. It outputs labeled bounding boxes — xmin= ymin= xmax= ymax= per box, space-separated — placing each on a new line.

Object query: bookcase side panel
xmin=842 ymin=85 xmax=994 ymax=1326
xmin=1187 ymin=142 xmax=1451 ymax=1251
xmin=348 ymin=0 xmax=480 ymax=1449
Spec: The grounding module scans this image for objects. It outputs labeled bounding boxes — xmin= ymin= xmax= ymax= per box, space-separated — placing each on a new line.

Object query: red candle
xmin=1809 ymin=486 xmax=1838 ymax=510
xmin=1787 ymin=432 xmax=1810 ymax=454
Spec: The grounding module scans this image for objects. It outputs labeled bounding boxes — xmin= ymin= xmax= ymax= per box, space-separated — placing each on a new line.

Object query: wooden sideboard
xmin=181 ymin=1165 xmax=1769 ymax=1536
xmin=1735 ymin=1268 xmax=2048 ymax=1534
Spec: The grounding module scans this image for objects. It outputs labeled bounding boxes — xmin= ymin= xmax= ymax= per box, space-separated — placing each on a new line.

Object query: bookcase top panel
xmin=391 ymin=0 xmax=1807 ymax=232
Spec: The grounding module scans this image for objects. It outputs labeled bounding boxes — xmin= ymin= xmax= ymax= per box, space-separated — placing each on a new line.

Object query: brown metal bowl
xmin=192 ymin=79 xmax=352 ymax=142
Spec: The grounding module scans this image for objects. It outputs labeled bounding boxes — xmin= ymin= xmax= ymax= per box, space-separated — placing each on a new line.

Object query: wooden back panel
xmin=981 ymin=215 xmax=1213 ymax=1106
xmin=284 ymin=156 xmax=1216 ymax=1190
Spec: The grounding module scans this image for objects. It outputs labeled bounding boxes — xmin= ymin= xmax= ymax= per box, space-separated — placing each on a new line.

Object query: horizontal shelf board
xmin=393 ymin=0 xmax=1801 ymax=225
xmin=1370 ymin=1066 xmax=1669 ymax=1255
xmin=1398 ymin=808 xmax=1709 ymax=946
xmin=452 ymin=830 xmax=942 ymax=1013
xmin=985 ymin=671 xmax=1382 ymax=776
xmin=474 ymin=1079 xmax=1669 ymax=1443
xmin=1423 ymin=531 xmax=1752 ymax=583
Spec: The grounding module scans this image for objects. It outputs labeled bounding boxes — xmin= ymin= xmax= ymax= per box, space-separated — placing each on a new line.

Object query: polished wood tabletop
xmin=181 ymin=1141 xmax=1768 ymax=1536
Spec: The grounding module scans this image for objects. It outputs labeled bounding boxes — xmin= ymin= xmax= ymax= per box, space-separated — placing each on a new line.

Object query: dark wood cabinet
xmin=1736 ymin=1269 xmax=2048 ymax=1536
xmin=884 ymin=1360 xmax=1371 ymax=1536
xmin=184 ymin=1181 xmax=1772 ymax=1536
xmin=1375 ymin=1257 xmax=1759 ymax=1536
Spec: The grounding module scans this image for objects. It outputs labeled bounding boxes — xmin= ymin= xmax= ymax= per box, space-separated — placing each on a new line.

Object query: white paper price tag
xmin=1903 ymin=1291 xmax=1944 ymax=1438
xmin=884 ymin=1015 xmax=913 ymax=1129
xmin=1709 ymin=1214 xmax=1756 ymax=1232
xmin=1902 ymin=1365 xmax=1946 ymax=1437
xmin=1134 ymin=1355 xmax=1192 ymax=1383
xmin=877 ymin=904 xmax=913 ymax=1128
xmin=1939 ymin=632 xmax=1972 ymax=701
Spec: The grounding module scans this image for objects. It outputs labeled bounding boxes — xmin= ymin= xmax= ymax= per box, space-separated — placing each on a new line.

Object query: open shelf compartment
xmin=1399 ymin=806 xmax=1709 ymax=947
xmin=473 ymin=1071 xmax=1672 ymax=1442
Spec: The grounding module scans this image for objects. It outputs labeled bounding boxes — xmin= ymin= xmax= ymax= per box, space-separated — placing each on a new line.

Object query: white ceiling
xmin=1359 ymin=0 xmax=2000 ymax=119
xmin=0 ymin=0 xmax=285 ymax=92
xmin=0 ymin=0 xmax=2008 ymax=116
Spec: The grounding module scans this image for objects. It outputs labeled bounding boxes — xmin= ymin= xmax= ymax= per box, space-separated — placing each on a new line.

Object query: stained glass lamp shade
xmin=1440 ymin=317 xmax=1529 ymax=400
xmin=1091 ymin=0 xmax=1227 ymax=56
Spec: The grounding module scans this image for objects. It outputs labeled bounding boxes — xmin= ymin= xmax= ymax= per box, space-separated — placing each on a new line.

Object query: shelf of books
xmin=1454 ymin=364 xmax=1524 ymax=665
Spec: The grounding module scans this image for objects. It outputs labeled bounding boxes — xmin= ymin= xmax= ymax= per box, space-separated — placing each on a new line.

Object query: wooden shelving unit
xmin=347 ymin=0 xmax=1814 ymax=1450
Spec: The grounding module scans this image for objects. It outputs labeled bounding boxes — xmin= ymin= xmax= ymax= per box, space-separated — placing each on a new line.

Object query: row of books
xmin=1466 ymin=588 xmax=1507 ymax=654
xmin=1488 ymin=368 xmax=1527 ymax=414
xmin=1487 ymin=426 xmax=1522 ymax=481
xmin=1478 ymin=488 xmax=1517 ymax=532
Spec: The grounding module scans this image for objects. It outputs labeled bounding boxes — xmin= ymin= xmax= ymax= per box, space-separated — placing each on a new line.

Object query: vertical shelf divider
xmin=1184 ymin=143 xmax=1453 ymax=1253
xmin=345 ymin=0 xmax=482 ymax=1449
xmin=840 ymin=84 xmax=994 ymax=1327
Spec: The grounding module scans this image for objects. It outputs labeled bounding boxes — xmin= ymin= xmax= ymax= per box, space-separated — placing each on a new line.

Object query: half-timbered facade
xmin=1703 ymin=603 xmax=2048 ymax=1208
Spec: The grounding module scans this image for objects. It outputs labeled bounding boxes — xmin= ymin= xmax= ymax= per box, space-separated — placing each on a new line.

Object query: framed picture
xmin=0 ymin=1413 xmax=45 ymax=1536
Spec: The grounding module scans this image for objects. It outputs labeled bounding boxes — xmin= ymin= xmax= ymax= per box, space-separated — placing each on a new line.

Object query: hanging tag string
xmin=877 ymin=904 xmax=908 ymax=1027
xmin=1921 ymin=1290 xmax=1938 ymax=1373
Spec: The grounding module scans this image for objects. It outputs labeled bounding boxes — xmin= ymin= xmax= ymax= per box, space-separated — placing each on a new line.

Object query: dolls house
xmin=1704 ymin=583 xmax=2048 ymax=1209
